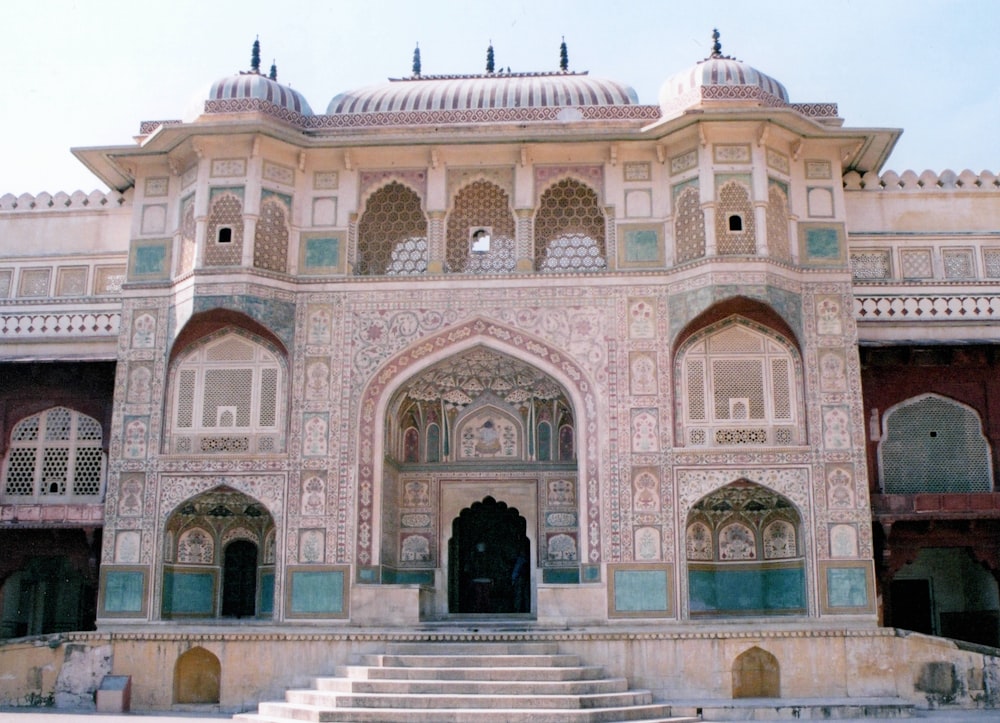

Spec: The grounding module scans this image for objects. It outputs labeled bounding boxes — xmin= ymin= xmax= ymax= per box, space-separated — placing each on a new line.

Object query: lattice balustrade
xmin=2 ymin=407 xmax=105 ymax=501
xmin=446 ymin=180 xmax=517 ymax=273
xmin=715 ymin=180 xmax=756 ymax=255
xmin=674 ymin=186 xmax=705 ymax=262
xmin=534 ymin=178 xmax=606 ymax=271
xmin=357 ymin=182 xmax=428 ymax=275
xmin=253 ymin=194 xmax=290 ymax=273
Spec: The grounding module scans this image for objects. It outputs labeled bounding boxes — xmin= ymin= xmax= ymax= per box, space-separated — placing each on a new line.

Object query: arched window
xmin=2 ymin=407 xmax=105 ymax=502
xmin=715 ymin=180 xmax=755 ymax=255
xmin=678 ymin=320 xmax=801 ymax=447
xmin=534 ymin=178 xmax=606 ymax=271
xmin=879 ymin=394 xmax=992 ymax=493
xmin=674 ymin=184 xmax=706 ymax=263
xmin=167 ymin=332 xmax=285 ymax=454
xmin=356 ymin=182 xmax=428 ymax=275
xmin=446 ymin=180 xmax=516 ymax=273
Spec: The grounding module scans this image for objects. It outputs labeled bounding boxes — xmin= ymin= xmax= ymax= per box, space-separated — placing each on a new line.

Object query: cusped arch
xmin=355 ymin=316 xmax=601 ymax=567
xmin=879 ymin=393 xmax=993 ymax=494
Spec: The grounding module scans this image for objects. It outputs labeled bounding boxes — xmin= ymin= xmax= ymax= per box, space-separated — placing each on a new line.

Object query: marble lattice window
xmin=356 ymin=182 xmax=428 ymax=275
xmin=2 ymin=407 xmax=105 ymax=502
xmin=679 ymin=322 xmax=800 ymax=447
xmin=446 ymin=180 xmax=517 ymax=273
xmin=168 ymin=332 xmax=285 ymax=454
xmin=534 ymin=178 xmax=606 ymax=272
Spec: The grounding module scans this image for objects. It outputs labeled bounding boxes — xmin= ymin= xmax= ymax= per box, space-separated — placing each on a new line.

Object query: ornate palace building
xmin=1 ymin=34 xmax=998 ymax=717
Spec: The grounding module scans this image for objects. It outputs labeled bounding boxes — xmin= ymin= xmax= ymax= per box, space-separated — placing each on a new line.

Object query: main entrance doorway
xmin=448 ymin=496 xmax=530 ymax=614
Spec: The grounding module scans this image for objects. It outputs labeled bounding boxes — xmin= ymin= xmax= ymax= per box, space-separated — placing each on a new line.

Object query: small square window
xmin=469 ymin=227 xmax=492 ymax=254
xmin=217 ymin=227 xmax=233 ymax=244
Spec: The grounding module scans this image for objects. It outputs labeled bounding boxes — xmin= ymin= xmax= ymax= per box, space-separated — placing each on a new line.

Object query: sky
xmin=1 ymin=0 xmax=997 ymax=195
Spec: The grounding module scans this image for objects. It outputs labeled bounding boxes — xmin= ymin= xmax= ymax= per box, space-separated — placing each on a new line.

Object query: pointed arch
xmin=354 ymin=316 xmax=601 ymax=568
xmin=164 ymin=324 xmax=288 ymax=455
xmin=685 ymin=480 xmax=806 ymax=617
xmin=674 ymin=311 xmax=805 ymax=448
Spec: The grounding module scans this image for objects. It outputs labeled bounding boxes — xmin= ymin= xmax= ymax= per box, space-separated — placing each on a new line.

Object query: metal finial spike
xmin=269 ymin=61 xmax=277 ymax=81
xmin=711 ymin=28 xmax=722 ymax=58
xmin=486 ymin=41 xmax=495 ymax=74
xmin=251 ymin=37 xmax=261 ymax=73
xmin=412 ymin=43 xmax=422 ymax=77
xmin=559 ymin=36 xmax=569 ymax=72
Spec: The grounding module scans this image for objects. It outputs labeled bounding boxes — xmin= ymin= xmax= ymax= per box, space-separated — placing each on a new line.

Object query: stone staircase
xmin=233 ymin=640 xmax=696 ymax=722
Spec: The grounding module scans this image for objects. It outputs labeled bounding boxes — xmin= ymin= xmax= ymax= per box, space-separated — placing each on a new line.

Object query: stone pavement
xmin=1 ymin=707 xmax=999 ymax=722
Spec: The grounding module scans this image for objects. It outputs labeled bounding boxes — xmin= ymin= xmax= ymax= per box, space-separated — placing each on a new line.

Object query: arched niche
xmin=732 ymin=646 xmax=780 ymax=698
xmin=685 ymin=480 xmax=806 ymax=617
xmin=161 ymin=486 xmax=275 ymax=620
xmin=174 ymin=646 xmax=220 ymax=704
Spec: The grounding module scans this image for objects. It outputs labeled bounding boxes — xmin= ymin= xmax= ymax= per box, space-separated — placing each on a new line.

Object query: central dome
xmin=327 ymin=72 xmax=639 ymax=115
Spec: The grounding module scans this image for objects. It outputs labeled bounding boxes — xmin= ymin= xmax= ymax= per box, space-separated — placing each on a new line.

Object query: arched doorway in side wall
xmin=449 ymin=497 xmax=530 ymax=614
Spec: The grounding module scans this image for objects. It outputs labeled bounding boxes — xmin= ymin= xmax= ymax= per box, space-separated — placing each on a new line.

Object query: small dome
xmin=327 ymin=72 xmax=638 ymax=115
xmin=207 ymin=72 xmax=313 ymax=116
xmin=659 ymin=30 xmax=788 ymax=116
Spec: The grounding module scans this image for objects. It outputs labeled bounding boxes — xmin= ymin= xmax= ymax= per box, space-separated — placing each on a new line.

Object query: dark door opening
xmin=221 ymin=540 xmax=258 ymax=617
xmin=890 ymin=578 xmax=933 ymax=635
xmin=448 ymin=496 xmax=530 ymax=614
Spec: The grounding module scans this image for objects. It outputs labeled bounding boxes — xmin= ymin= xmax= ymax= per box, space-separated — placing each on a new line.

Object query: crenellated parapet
xmin=0 ymin=190 xmax=128 ymax=212
xmin=844 ymin=169 xmax=1000 ymax=191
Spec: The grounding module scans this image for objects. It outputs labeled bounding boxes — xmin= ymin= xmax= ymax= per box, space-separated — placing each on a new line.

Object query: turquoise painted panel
xmin=290 ymin=570 xmax=345 ymax=614
xmin=625 ymin=229 xmax=659 ymax=263
xmin=827 ymin=567 xmax=869 ymax=608
xmin=689 ymin=565 xmax=805 ymax=614
xmin=806 ymin=227 xmax=841 ymax=259
xmin=357 ymin=566 xmax=378 ymax=583
xmin=134 ymin=244 xmax=166 ymax=275
xmin=162 ymin=570 xmax=215 ymax=615
xmin=305 ymin=237 xmax=340 ymax=268
xmin=542 ymin=567 xmax=580 ymax=584
xmin=581 ymin=564 xmax=601 ymax=583
xmin=382 ymin=568 xmax=434 ymax=585
xmin=614 ymin=569 xmax=668 ymax=612
xmin=104 ymin=571 xmax=144 ymax=613
xmin=259 ymin=572 xmax=275 ymax=615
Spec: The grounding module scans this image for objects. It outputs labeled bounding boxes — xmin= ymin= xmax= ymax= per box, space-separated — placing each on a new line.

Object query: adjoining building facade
xmin=1 ymin=34 xmax=999 ymax=712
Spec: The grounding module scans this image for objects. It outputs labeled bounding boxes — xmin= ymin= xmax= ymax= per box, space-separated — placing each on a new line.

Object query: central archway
xmin=449 ymin=497 xmax=530 ymax=614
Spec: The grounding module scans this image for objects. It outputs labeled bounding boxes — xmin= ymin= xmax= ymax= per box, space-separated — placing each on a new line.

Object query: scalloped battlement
xmin=844 ymin=169 xmax=1000 ymax=191
xmin=0 ymin=190 xmax=128 ymax=212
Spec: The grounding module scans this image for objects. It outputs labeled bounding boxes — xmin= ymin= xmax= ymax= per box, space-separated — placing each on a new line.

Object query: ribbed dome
xmin=327 ymin=72 xmax=639 ymax=114
xmin=659 ymin=32 xmax=788 ymax=116
xmin=207 ymin=72 xmax=313 ymax=116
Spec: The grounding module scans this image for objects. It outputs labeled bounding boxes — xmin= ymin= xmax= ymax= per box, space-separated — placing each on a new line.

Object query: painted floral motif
xmin=629 ymin=352 xmax=657 ymax=396
xmin=718 ymin=522 xmax=756 ymax=560
xmin=631 ymin=409 xmax=659 ymax=453
xmin=299 ymin=529 xmax=324 ymax=562
xmin=131 ymin=312 xmax=156 ymax=348
xmin=633 ymin=470 xmax=659 ymax=512
xmin=822 ymin=407 xmax=852 ymax=449
xmin=177 ymin=527 xmax=214 ymax=564
xmin=634 ymin=527 xmax=660 ymax=561
xmin=303 ymin=414 xmax=328 ymax=456
xmin=628 ymin=298 xmax=655 ymax=339
xmin=301 ymin=475 xmax=325 ymax=516
xmin=686 ymin=521 xmax=713 ymax=560
xmin=124 ymin=418 xmax=147 ymax=458
xmin=763 ymin=520 xmax=796 ymax=559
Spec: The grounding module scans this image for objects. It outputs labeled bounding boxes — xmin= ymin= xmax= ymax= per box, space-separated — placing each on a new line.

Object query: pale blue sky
xmin=1 ymin=0 xmax=996 ymax=194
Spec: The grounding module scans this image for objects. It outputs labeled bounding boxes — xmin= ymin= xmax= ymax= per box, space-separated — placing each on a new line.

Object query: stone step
xmin=238 ymin=701 xmax=691 ymax=722
xmin=385 ymin=641 xmax=560 ymax=655
xmin=692 ymin=696 xmax=917 ymax=720
xmin=336 ymin=663 xmax=609 ymax=681
xmin=358 ymin=652 xmax=582 ymax=668
xmin=316 ymin=675 xmax=630 ymax=695
xmin=283 ymin=688 xmax=653 ymax=709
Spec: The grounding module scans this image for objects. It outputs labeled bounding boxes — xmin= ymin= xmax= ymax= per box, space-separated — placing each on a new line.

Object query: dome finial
xmin=559 ymin=36 xmax=569 ymax=72
xmin=711 ymin=28 xmax=722 ymax=58
xmin=486 ymin=40 xmax=495 ymax=74
xmin=412 ymin=42 xmax=422 ymax=77
xmin=269 ymin=60 xmax=277 ymax=81
xmin=251 ymin=36 xmax=261 ymax=74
